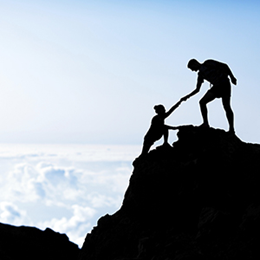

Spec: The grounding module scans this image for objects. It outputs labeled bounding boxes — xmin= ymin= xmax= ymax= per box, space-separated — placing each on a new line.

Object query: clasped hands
xmin=180 ymin=95 xmax=190 ymax=102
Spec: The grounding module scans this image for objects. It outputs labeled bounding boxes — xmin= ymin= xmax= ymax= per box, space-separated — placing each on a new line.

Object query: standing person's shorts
xmin=208 ymin=77 xmax=231 ymax=98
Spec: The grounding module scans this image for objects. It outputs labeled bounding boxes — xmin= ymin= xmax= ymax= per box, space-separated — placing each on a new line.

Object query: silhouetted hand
xmin=176 ymin=100 xmax=182 ymax=106
xmin=180 ymin=96 xmax=189 ymax=102
xmin=231 ymin=77 xmax=237 ymax=85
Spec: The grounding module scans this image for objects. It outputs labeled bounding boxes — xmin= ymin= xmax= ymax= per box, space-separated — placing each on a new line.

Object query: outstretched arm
xmin=180 ymin=80 xmax=203 ymax=102
xmin=164 ymin=100 xmax=182 ymax=118
xmin=165 ymin=125 xmax=179 ymax=130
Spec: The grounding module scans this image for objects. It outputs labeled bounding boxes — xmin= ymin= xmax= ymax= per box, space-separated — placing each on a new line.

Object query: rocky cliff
xmin=79 ymin=125 xmax=260 ymax=260
xmin=0 ymin=223 xmax=79 ymax=260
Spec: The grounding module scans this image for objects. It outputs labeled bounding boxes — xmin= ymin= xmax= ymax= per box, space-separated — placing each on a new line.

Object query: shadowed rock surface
xmin=0 ymin=223 xmax=79 ymax=260
xmin=79 ymin=125 xmax=260 ymax=260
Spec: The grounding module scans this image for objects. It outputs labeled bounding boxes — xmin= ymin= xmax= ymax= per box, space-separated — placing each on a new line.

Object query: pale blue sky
xmin=0 ymin=0 xmax=260 ymax=144
xmin=1 ymin=0 xmax=260 ymax=248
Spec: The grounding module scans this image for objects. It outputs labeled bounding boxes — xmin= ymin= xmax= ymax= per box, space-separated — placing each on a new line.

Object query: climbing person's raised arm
xmin=164 ymin=100 xmax=182 ymax=119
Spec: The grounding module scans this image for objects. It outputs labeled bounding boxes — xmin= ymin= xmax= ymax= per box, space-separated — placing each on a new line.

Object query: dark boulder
xmin=0 ymin=223 xmax=79 ymax=260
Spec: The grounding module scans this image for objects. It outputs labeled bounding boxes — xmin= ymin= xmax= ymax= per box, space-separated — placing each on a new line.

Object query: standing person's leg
xmin=222 ymin=96 xmax=235 ymax=134
xmin=199 ymin=91 xmax=216 ymax=127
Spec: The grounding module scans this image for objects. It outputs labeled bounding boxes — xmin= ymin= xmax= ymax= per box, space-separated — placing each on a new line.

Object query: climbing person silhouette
xmin=139 ymin=100 xmax=182 ymax=156
xmin=181 ymin=59 xmax=237 ymax=134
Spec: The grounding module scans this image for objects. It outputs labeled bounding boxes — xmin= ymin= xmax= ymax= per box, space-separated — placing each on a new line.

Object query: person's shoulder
xmin=203 ymin=59 xmax=226 ymax=70
xmin=203 ymin=59 xmax=218 ymax=65
xmin=204 ymin=59 xmax=227 ymax=66
xmin=151 ymin=114 xmax=160 ymax=122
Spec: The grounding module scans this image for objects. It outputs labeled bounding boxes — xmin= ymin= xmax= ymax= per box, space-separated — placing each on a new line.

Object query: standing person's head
xmin=187 ymin=59 xmax=201 ymax=71
xmin=154 ymin=104 xmax=165 ymax=115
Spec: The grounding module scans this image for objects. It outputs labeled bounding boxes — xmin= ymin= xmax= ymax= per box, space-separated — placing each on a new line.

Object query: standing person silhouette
xmin=181 ymin=59 xmax=237 ymax=134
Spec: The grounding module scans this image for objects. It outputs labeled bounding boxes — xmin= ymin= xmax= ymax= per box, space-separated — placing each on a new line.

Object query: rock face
xmin=0 ymin=223 xmax=79 ymax=260
xmin=79 ymin=125 xmax=260 ymax=260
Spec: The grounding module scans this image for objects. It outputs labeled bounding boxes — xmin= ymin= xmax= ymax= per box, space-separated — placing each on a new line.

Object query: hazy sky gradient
xmin=0 ymin=0 xmax=260 ymax=144
xmin=1 ymin=0 xmax=260 ymax=249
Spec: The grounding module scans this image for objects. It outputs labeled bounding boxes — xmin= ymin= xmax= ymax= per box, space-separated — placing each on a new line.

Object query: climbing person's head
xmin=154 ymin=104 xmax=165 ymax=115
xmin=187 ymin=59 xmax=201 ymax=71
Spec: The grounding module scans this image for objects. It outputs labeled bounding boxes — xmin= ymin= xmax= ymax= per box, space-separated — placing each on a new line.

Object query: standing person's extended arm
xmin=180 ymin=79 xmax=203 ymax=102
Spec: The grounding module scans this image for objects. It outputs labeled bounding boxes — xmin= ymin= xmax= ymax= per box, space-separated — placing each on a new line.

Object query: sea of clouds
xmin=0 ymin=144 xmax=140 ymax=247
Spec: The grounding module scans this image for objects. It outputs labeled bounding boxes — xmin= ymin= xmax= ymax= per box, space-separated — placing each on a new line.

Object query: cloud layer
xmin=0 ymin=144 xmax=140 ymax=246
